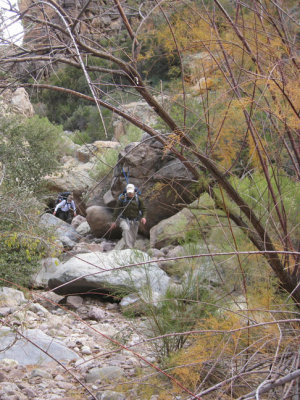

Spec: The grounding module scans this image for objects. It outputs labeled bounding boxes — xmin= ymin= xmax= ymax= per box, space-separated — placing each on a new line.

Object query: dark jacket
xmin=113 ymin=194 xmax=146 ymax=221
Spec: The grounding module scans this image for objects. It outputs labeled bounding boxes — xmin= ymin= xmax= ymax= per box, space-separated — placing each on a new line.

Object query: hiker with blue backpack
xmin=53 ymin=193 xmax=77 ymax=223
xmin=111 ymin=183 xmax=146 ymax=249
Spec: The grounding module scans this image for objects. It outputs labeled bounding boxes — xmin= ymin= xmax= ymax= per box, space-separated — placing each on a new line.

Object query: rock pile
xmin=0 ymin=287 xmax=162 ymax=400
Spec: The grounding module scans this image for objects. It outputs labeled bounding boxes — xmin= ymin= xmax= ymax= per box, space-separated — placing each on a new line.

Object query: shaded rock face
xmin=85 ymin=205 xmax=120 ymax=239
xmin=17 ymin=0 xmax=142 ymax=78
xmin=150 ymin=193 xmax=216 ymax=249
xmin=102 ymin=134 xmax=198 ymax=235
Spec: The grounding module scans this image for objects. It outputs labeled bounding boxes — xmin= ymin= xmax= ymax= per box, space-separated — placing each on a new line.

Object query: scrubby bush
xmin=0 ymin=115 xmax=63 ymax=287
xmin=89 ymin=147 xmax=119 ymax=181
xmin=144 ymin=276 xmax=216 ymax=358
xmin=119 ymin=124 xmax=144 ymax=145
xmin=0 ymin=189 xmax=59 ymax=288
xmin=1 ymin=233 xmax=46 ymax=288
xmin=64 ymin=105 xmax=114 ymax=142
xmin=0 ymin=115 xmax=64 ymax=191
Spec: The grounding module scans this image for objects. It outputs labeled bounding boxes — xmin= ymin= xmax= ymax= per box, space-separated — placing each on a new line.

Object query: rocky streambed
xmin=0 ymin=288 xmax=163 ymax=400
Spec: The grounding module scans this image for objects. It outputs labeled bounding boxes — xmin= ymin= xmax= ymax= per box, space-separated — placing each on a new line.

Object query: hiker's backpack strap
xmin=118 ymin=193 xmax=126 ymax=203
xmin=122 ymin=167 xmax=129 ymax=185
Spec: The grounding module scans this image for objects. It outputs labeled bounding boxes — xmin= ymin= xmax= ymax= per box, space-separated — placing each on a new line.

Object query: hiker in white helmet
xmin=111 ymin=183 xmax=146 ymax=249
xmin=53 ymin=194 xmax=77 ymax=223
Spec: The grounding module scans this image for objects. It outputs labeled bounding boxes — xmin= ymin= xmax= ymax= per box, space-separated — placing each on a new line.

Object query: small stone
xmin=0 ymin=371 xmax=6 ymax=382
xmin=81 ymin=345 xmax=92 ymax=355
xmin=106 ymin=303 xmax=119 ymax=311
xmin=0 ymin=359 xmax=19 ymax=369
xmin=30 ymin=369 xmax=52 ymax=379
xmin=66 ymin=296 xmax=84 ymax=309
xmin=85 ymin=366 xmax=124 ymax=384
xmin=96 ymin=390 xmax=126 ymax=400
xmin=88 ymin=306 xmax=106 ymax=321
xmin=22 ymin=387 xmax=37 ymax=398
xmin=54 ymin=374 xmax=64 ymax=381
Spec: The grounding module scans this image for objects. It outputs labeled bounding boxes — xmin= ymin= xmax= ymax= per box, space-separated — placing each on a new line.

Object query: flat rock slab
xmin=0 ymin=327 xmax=80 ymax=366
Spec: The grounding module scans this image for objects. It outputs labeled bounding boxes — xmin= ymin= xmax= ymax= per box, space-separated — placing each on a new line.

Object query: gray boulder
xmin=0 ymin=88 xmax=34 ymax=117
xmin=150 ymin=194 xmax=216 ymax=249
xmin=0 ymin=327 xmax=79 ymax=365
xmin=86 ymin=205 xmax=119 ymax=238
xmin=76 ymin=221 xmax=91 ymax=235
xmin=31 ymin=257 xmax=61 ymax=288
xmin=39 ymin=213 xmax=81 ymax=248
xmin=48 ymin=249 xmax=170 ymax=300
xmin=150 ymin=206 xmax=197 ymax=249
xmin=0 ymin=287 xmax=27 ymax=307
xmin=76 ymin=144 xmax=97 ymax=163
xmin=71 ymin=214 xmax=86 ymax=229
xmin=96 ymin=135 xmax=200 ymax=236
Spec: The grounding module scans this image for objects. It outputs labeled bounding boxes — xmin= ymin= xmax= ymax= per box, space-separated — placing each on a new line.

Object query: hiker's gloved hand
xmin=141 ymin=218 xmax=146 ymax=225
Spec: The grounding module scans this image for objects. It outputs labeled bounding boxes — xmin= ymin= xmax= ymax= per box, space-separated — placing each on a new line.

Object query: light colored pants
xmin=115 ymin=219 xmax=139 ymax=250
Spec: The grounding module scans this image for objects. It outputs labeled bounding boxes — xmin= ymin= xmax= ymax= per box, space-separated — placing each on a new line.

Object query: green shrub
xmin=64 ymin=105 xmax=114 ymax=142
xmin=36 ymin=65 xmax=92 ymax=125
xmin=143 ymin=272 xmax=216 ymax=359
xmin=222 ymin=171 xmax=300 ymax=241
xmin=34 ymin=61 xmax=116 ymax=128
xmin=69 ymin=130 xmax=91 ymax=146
xmin=120 ymin=124 xmax=144 ymax=145
xmin=0 ymin=189 xmax=59 ymax=288
xmin=89 ymin=148 xmax=119 ymax=180
xmin=0 ymin=234 xmax=44 ymax=288
xmin=0 ymin=115 xmax=63 ymax=191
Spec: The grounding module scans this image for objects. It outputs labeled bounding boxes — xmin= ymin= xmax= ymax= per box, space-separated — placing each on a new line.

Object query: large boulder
xmin=0 ymin=88 xmax=34 ymax=117
xmin=150 ymin=193 xmax=218 ymax=249
xmin=45 ymin=156 xmax=95 ymax=214
xmin=48 ymin=249 xmax=170 ymax=301
xmin=76 ymin=141 xmax=120 ymax=163
xmin=31 ymin=257 xmax=61 ymax=288
xmin=150 ymin=206 xmax=198 ymax=249
xmin=85 ymin=205 xmax=120 ymax=238
xmin=39 ymin=213 xmax=82 ymax=248
xmin=46 ymin=155 xmax=94 ymax=183
xmin=0 ymin=287 xmax=27 ymax=308
xmin=100 ymin=134 xmax=199 ymax=237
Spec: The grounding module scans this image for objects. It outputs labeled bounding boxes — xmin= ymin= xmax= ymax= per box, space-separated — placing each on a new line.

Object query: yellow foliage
xmin=158 ymin=394 xmax=173 ymax=400
xmin=212 ymin=97 xmax=247 ymax=170
xmin=163 ymin=131 xmax=182 ymax=155
xmin=166 ymin=309 xmax=286 ymax=395
xmin=156 ymin=8 xmax=215 ymax=54
xmin=269 ymin=74 xmax=300 ymax=131
xmin=191 ymin=77 xmax=215 ymax=95
xmin=247 ymin=131 xmax=268 ymax=170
